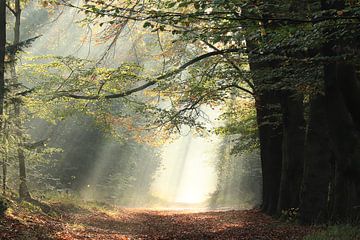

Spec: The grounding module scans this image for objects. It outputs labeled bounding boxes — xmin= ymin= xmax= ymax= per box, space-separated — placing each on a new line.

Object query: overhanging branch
xmin=63 ymin=48 xmax=243 ymax=100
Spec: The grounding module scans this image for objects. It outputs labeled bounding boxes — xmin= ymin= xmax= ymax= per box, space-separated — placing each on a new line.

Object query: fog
xmin=151 ymin=109 xmax=221 ymax=207
xmin=15 ymin=1 xmax=261 ymax=210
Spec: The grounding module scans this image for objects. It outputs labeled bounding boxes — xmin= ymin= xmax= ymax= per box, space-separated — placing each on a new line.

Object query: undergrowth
xmin=304 ymin=225 xmax=360 ymax=240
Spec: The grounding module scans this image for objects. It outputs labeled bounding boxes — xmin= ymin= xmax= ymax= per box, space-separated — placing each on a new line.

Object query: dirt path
xmin=1 ymin=206 xmax=315 ymax=240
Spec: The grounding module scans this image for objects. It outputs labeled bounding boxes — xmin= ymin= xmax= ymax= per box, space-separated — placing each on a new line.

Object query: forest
xmin=0 ymin=0 xmax=360 ymax=239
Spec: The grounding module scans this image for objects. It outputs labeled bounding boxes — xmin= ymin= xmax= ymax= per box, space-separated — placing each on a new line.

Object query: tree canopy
xmin=0 ymin=0 xmax=359 ymax=228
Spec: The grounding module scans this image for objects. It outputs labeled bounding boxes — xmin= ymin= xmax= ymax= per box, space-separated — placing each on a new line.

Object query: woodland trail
xmin=0 ymin=204 xmax=315 ymax=240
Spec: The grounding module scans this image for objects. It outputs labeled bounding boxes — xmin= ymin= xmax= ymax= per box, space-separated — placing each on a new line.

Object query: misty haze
xmin=0 ymin=1 xmax=359 ymax=240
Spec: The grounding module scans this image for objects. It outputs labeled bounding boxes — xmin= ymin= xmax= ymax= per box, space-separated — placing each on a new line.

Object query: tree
xmin=61 ymin=0 xmax=360 ymax=224
xmin=8 ymin=0 xmax=359 ymax=224
xmin=9 ymin=0 xmax=32 ymax=201
xmin=0 ymin=0 xmax=5 ymax=124
xmin=0 ymin=0 xmax=5 ymax=205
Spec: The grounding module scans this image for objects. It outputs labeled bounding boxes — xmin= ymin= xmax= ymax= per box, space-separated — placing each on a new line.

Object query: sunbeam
xmin=151 ymin=107 xmax=221 ymax=207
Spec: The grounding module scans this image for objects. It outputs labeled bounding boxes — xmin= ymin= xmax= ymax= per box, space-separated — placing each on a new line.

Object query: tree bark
xmin=277 ymin=91 xmax=305 ymax=213
xmin=299 ymin=95 xmax=332 ymax=224
xmin=8 ymin=0 xmax=31 ymax=201
xmin=2 ymin=112 xmax=8 ymax=195
xmin=15 ymin=102 xmax=31 ymax=200
xmin=2 ymin=156 xmax=6 ymax=195
xmin=324 ymin=61 xmax=360 ymax=222
xmin=0 ymin=0 xmax=6 ymax=199
xmin=255 ymin=91 xmax=283 ymax=215
xmin=0 ymin=0 xmax=5 ymax=120
xmin=320 ymin=0 xmax=360 ymax=223
xmin=276 ymin=0 xmax=309 ymax=215
xmin=244 ymin=1 xmax=285 ymax=216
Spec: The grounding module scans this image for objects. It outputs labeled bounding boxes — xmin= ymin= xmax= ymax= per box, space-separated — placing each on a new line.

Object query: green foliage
xmin=20 ymin=55 xmax=170 ymax=140
xmin=26 ymin=114 xmax=162 ymax=205
xmin=216 ymin=97 xmax=259 ymax=154
xmin=3 ymin=0 xmax=358 ymax=222
xmin=304 ymin=225 xmax=360 ymax=240
xmin=79 ymin=0 xmax=360 ymax=101
xmin=210 ymin=148 xmax=262 ymax=209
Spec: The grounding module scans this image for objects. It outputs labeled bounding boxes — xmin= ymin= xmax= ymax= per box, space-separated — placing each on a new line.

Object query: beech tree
xmin=69 ymin=0 xmax=360 ymax=224
xmin=0 ymin=0 xmax=359 ymax=226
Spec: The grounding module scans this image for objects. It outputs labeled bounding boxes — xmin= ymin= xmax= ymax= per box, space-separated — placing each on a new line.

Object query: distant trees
xmin=1 ymin=0 xmax=41 ymax=201
xmin=0 ymin=1 xmax=163 ymax=205
xmin=28 ymin=115 xmax=161 ymax=205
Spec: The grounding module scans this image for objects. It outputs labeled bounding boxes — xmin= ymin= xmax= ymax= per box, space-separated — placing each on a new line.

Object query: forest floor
xmin=0 ymin=201 xmax=317 ymax=240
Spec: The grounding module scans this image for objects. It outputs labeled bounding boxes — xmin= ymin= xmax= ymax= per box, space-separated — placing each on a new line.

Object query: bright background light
xmin=151 ymin=108 xmax=221 ymax=205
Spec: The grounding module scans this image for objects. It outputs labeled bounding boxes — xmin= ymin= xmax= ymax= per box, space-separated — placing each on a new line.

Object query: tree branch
xmin=64 ymin=1 xmax=360 ymax=24
xmin=63 ymin=48 xmax=242 ymax=100
xmin=5 ymin=3 xmax=15 ymax=16
xmin=24 ymin=138 xmax=48 ymax=149
xmin=201 ymin=40 xmax=255 ymax=90
xmin=16 ymin=88 xmax=35 ymax=96
xmin=223 ymin=84 xmax=254 ymax=96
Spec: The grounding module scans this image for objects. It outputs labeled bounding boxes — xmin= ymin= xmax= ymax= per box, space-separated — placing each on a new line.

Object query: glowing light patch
xmin=173 ymin=135 xmax=219 ymax=203
xmin=151 ymin=108 xmax=221 ymax=206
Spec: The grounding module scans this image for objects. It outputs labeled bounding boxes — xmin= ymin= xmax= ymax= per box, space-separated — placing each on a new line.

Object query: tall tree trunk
xmin=0 ymin=0 xmax=6 ymax=199
xmin=248 ymin=39 xmax=283 ymax=215
xmin=277 ymin=91 xmax=305 ymax=213
xmin=320 ymin=0 xmax=360 ymax=223
xmin=245 ymin=0 xmax=285 ymax=216
xmin=339 ymin=64 xmax=360 ymax=129
xmin=0 ymin=0 xmax=5 ymax=121
xmin=2 ymin=110 xmax=8 ymax=195
xmin=324 ymin=61 xmax=360 ymax=222
xmin=17 ymin=127 xmax=31 ymax=200
xmin=276 ymin=0 xmax=308 ymax=215
xmin=2 ymin=156 xmax=5 ymax=195
xmin=337 ymin=65 xmax=360 ymax=220
xmin=9 ymin=0 xmax=31 ymax=201
xmin=15 ymin=102 xmax=31 ymax=200
xmin=255 ymin=91 xmax=283 ymax=215
xmin=299 ymin=95 xmax=332 ymax=224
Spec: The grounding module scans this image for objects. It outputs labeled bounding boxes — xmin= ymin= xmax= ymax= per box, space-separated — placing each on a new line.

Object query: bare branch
xmin=5 ymin=3 xmax=15 ymax=15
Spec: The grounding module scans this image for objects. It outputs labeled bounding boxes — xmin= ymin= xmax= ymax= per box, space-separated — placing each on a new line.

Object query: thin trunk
xmin=2 ymin=111 xmax=7 ymax=195
xmin=14 ymin=0 xmax=20 ymax=45
xmin=0 ymin=0 xmax=5 ymax=119
xmin=2 ymin=156 xmax=6 ymax=195
xmin=9 ymin=0 xmax=31 ymax=201
xmin=16 ymin=103 xmax=30 ymax=200
xmin=0 ymin=0 xmax=6 ymax=199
